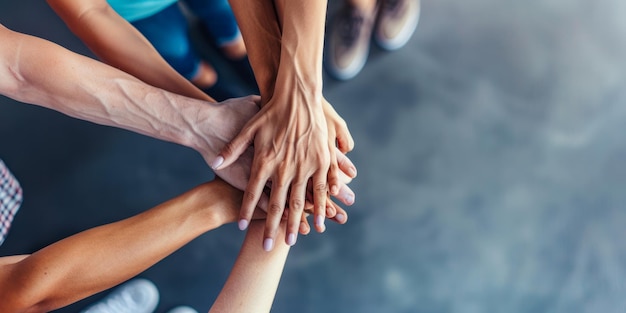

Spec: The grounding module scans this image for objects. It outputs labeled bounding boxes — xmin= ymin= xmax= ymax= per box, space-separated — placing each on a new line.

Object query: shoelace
xmin=338 ymin=9 xmax=365 ymax=45
xmin=85 ymin=291 xmax=142 ymax=313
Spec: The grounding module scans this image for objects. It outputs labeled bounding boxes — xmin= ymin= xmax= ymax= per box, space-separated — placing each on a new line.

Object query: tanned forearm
xmin=273 ymin=0 xmax=327 ymax=101
xmin=0 ymin=180 xmax=240 ymax=313
xmin=209 ymin=220 xmax=290 ymax=313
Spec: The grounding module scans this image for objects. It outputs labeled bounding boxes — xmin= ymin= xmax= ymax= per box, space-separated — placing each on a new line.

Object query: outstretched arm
xmin=220 ymin=0 xmax=356 ymax=249
xmin=0 ymin=179 xmax=244 ymax=313
xmin=0 ymin=23 xmax=261 ymax=192
xmin=0 ymin=23 xmax=354 ymax=235
xmin=46 ymin=0 xmax=213 ymax=102
xmin=209 ymin=220 xmax=290 ymax=313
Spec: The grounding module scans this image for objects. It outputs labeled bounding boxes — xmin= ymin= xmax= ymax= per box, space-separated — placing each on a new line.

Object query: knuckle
xmin=268 ymin=203 xmax=283 ymax=216
xmin=314 ymin=182 xmax=327 ymax=192
xmin=257 ymin=152 xmax=273 ymax=163
xmin=244 ymin=190 xmax=258 ymax=202
xmin=221 ymin=142 xmax=236 ymax=157
xmin=290 ymin=198 xmax=305 ymax=211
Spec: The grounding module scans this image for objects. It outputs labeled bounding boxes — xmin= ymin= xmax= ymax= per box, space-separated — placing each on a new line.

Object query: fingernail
xmin=345 ymin=194 xmax=355 ymax=205
xmin=211 ymin=156 xmax=224 ymax=170
xmin=315 ymin=215 xmax=325 ymax=232
xmin=238 ymin=219 xmax=249 ymax=231
xmin=335 ymin=213 xmax=346 ymax=223
xmin=339 ymin=190 xmax=355 ymax=205
xmin=315 ymin=214 xmax=324 ymax=226
xmin=349 ymin=167 xmax=357 ymax=177
xmin=287 ymin=233 xmax=297 ymax=246
xmin=348 ymin=194 xmax=355 ymax=205
xmin=263 ymin=238 xmax=274 ymax=251
xmin=331 ymin=185 xmax=339 ymax=195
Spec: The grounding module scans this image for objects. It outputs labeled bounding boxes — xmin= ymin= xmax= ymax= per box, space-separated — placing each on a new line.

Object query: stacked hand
xmin=210 ymin=93 xmax=356 ymax=251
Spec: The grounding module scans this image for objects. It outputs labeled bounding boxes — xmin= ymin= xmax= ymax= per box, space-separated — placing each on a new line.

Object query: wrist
xmin=180 ymin=102 xmax=222 ymax=159
xmin=273 ymin=60 xmax=323 ymax=105
xmin=181 ymin=182 xmax=230 ymax=232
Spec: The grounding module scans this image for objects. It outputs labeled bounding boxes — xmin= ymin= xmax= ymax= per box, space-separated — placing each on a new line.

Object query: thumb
xmin=336 ymin=127 xmax=355 ymax=153
xmin=211 ymin=129 xmax=255 ymax=170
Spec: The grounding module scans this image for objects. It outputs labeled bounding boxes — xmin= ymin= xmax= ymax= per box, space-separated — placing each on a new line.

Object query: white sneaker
xmin=81 ymin=278 xmax=160 ymax=313
xmin=167 ymin=306 xmax=199 ymax=313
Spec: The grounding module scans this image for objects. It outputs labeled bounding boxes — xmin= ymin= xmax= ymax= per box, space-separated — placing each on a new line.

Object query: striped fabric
xmin=0 ymin=159 xmax=22 ymax=246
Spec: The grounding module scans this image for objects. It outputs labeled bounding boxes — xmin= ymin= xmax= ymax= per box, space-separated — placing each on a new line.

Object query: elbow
xmin=0 ymin=268 xmax=58 ymax=313
xmin=0 ymin=290 xmax=52 ymax=313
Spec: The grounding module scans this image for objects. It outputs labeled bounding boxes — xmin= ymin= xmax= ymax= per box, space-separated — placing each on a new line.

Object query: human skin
xmin=48 ymin=0 xmax=356 ymax=249
xmin=223 ymin=0 xmax=356 ymax=250
xmin=0 ymin=178 xmax=300 ymax=313
xmin=0 ymin=22 xmax=354 ymax=238
xmin=209 ymin=218 xmax=291 ymax=313
xmin=0 ymin=23 xmax=253 ymax=192
xmin=47 ymin=0 xmax=214 ymax=102
xmin=0 ymin=23 xmax=349 ymax=311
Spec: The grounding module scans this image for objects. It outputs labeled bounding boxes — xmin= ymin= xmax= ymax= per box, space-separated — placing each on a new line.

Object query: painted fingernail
xmin=335 ymin=213 xmax=346 ymax=223
xmin=344 ymin=194 xmax=355 ymax=205
xmin=315 ymin=215 xmax=326 ymax=232
xmin=287 ymin=233 xmax=297 ymax=246
xmin=263 ymin=238 xmax=274 ymax=251
xmin=339 ymin=190 xmax=355 ymax=205
xmin=349 ymin=167 xmax=357 ymax=177
xmin=315 ymin=214 xmax=324 ymax=227
xmin=348 ymin=194 xmax=355 ymax=204
xmin=238 ymin=219 xmax=249 ymax=231
xmin=210 ymin=156 xmax=224 ymax=170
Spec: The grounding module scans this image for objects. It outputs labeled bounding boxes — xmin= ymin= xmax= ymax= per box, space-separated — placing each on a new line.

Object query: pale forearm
xmin=209 ymin=221 xmax=290 ymax=313
xmin=0 ymin=24 xmax=214 ymax=152
xmin=0 ymin=182 xmax=236 ymax=312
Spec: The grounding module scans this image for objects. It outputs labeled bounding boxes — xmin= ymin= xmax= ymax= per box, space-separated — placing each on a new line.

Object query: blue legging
xmin=131 ymin=0 xmax=241 ymax=80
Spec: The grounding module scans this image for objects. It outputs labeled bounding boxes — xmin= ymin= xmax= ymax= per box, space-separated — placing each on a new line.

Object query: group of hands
xmin=200 ymin=93 xmax=357 ymax=251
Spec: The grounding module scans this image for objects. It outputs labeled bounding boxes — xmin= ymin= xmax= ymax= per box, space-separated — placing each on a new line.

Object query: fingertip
xmin=263 ymin=238 xmax=274 ymax=252
xmin=238 ymin=219 xmax=249 ymax=231
xmin=299 ymin=218 xmax=311 ymax=235
xmin=339 ymin=188 xmax=355 ymax=206
xmin=287 ymin=233 xmax=297 ymax=246
xmin=335 ymin=213 xmax=347 ymax=224
xmin=315 ymin=214 xmax=326 ymax=233
xmin=348 ymin=166 xmax=357 ymax=178
xmin=325 ymin=202 xmax=337 ymax=217
xmin=210 ymin=155 xmax=224 ymax=170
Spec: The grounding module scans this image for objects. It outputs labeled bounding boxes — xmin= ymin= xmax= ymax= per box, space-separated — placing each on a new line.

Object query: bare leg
xmin=190 ymin=61 xmax=219 ymax=88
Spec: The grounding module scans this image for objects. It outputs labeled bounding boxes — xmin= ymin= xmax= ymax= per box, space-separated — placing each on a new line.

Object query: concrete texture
xmin=2 ymin=0 xmax=626 ymax=312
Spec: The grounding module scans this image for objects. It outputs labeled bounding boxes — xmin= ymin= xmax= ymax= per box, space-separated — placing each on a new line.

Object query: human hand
xmin=211 ymin=91 xmax=340 ymax=251
xmin=322 ymin=98 xmax=356 ymax=199
xmin=191 ymin=95 xmax=259 ymax=192
xmin=192 ymin=95 xmax=356 ymax=207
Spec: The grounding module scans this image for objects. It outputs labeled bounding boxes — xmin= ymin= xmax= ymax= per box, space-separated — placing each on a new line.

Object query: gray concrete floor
xmin=3 ymin=0 xmax=626 ymax=312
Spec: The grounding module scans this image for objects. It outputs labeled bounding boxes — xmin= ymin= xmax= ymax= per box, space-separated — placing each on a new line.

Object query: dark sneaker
xmin=325 ymin=4 xmax=378 ymax=81
xmin=374 ymin=0 xmax=420 ymax=51
xmin=81 ymin=279 xmax=159 ymax=313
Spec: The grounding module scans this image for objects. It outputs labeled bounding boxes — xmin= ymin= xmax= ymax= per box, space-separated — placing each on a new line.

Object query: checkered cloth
xmin=0 ymin=159 xmax=22 ymax=246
